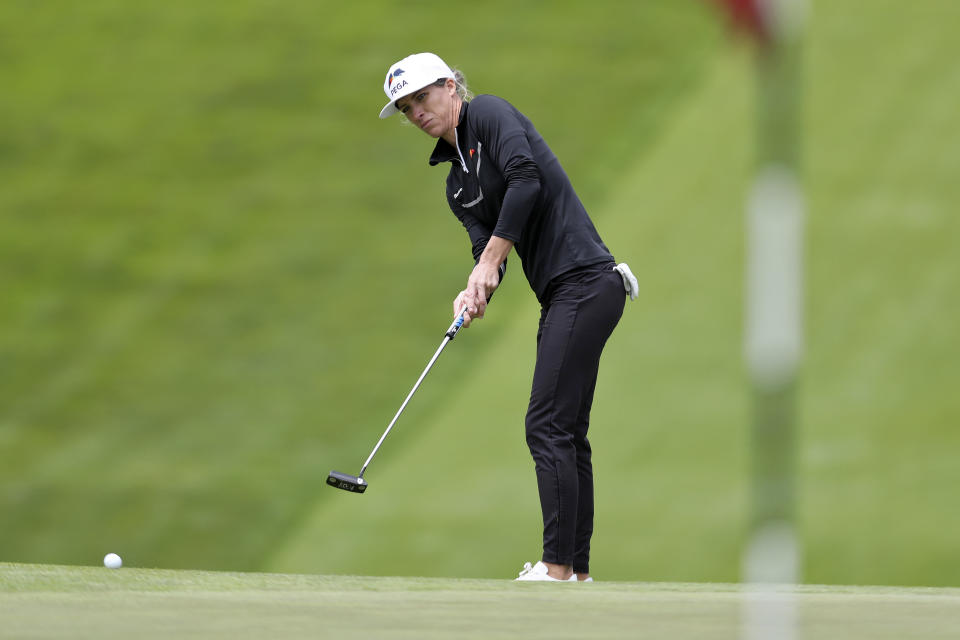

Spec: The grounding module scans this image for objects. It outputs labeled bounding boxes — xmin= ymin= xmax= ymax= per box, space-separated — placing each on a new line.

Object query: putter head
xmin=326 ymin=470 xmax=367 ymax=493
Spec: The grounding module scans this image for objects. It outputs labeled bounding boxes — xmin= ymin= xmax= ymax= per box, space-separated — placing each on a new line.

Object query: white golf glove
xmin=614 ymin=263 xmax=639 ymax=301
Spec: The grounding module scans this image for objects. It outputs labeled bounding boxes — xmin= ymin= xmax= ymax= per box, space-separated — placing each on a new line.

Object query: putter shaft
xmin=357 ymin=307 xmax=468 ymax=479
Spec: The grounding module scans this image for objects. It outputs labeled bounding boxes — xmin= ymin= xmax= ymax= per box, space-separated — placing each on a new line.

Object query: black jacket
xmin=429 ymin=95 xmax=613 ymax=302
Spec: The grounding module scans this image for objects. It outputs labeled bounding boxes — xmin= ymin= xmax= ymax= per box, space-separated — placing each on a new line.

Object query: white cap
xmin=379 ymin=52 xmax=454 ymax=119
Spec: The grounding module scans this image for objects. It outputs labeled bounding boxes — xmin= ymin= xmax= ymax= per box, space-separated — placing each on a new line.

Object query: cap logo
xmin=388 ymin=68 xmax=405 ymax=87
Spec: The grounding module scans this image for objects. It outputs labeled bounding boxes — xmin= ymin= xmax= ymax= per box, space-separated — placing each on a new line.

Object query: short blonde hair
xmin=451 ymin=68 xmax=474 ymax=102
xmin=429 ymin=69 xmax=473 ymax=101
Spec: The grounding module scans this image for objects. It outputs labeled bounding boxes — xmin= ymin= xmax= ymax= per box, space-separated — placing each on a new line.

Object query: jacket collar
xmin=428 ymin=100 xmax=469 ymax=167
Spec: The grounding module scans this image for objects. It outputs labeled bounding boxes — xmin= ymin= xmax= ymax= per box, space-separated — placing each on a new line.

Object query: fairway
xmin=2 ymin=564 xmax=959 ymax=639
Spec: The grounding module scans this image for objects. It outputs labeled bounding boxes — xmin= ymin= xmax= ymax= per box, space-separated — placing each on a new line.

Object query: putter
xmin=327 ymin=307 xmax=468 ymax=493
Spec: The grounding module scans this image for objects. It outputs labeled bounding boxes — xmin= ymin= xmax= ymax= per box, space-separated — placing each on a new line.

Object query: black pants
xmin=525 ymin=262 xmax=625 ymax=574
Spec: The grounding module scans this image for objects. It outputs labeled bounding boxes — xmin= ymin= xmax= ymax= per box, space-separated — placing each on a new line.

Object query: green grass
xmin=3 ymin=563 xmax=960 ymax=639
xmin=1 ymin=0 xmax=959 ymax=589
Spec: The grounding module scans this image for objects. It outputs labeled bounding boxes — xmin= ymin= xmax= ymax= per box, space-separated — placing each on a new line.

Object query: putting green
xmin=3 ymin=563 xmax=959 ymax=639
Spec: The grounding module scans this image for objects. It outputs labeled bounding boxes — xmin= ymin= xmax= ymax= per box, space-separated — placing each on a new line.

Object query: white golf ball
xmin=103 ymin=553 xmax=122 ymax=569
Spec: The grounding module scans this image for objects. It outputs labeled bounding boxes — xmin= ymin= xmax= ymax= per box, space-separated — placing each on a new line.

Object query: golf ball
xmin=103 ymin=553 xmax=122 ymax=569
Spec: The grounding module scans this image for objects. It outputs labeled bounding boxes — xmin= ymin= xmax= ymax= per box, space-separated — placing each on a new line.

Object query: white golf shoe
xmin=515 ymin=561 xmax=578 ymax=582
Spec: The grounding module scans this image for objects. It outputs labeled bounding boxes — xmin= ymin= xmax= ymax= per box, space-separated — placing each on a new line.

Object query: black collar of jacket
xmin=428 ymin=100 xmax=469 ymax=167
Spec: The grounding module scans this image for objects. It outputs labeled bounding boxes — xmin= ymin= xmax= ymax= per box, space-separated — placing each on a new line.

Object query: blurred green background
xmin=1 ymin=0 xmax=957 ymax=586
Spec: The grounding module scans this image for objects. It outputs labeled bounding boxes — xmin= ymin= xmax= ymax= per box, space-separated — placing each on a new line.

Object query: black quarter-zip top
xmin=429 ymin=96 xmax=613 ymax=302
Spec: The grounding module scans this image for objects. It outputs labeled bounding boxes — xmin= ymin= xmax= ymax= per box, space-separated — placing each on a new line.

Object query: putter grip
xmin=445 ymin=307 xmax=468 ymax=339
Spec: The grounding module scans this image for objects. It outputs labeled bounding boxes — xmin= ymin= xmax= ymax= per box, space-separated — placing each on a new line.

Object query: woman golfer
xmin=379 ymin=52 xmax=637 ymax=582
